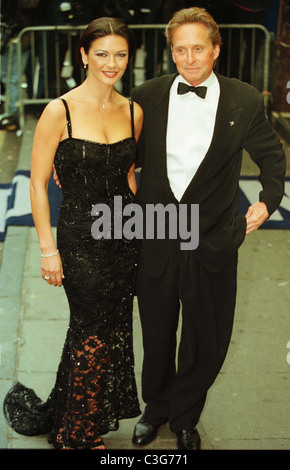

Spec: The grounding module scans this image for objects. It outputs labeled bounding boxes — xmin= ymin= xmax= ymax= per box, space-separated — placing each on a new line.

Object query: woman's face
xmin=81 ymin=34 xmax=129 ymax=86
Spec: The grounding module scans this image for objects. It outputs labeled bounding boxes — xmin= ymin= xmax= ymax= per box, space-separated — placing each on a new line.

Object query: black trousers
xmin=136 ymin=244 xmax=238 ymax=433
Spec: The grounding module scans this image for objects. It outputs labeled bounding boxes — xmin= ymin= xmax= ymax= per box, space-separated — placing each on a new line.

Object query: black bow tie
xmin=177 ymin=82 xmax=207 ymax=99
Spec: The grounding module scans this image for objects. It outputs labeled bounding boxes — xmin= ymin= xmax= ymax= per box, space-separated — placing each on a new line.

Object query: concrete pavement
xmin=0 ymin=115 xmax=289 ymax=451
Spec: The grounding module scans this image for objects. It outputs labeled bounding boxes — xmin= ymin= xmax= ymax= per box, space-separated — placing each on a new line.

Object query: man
xmin=131 ymin=7 xmax=285 ymax=450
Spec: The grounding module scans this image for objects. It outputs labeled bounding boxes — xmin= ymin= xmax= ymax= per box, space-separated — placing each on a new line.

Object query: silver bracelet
xmin=41 ymin=249 xmax=59 ymax=258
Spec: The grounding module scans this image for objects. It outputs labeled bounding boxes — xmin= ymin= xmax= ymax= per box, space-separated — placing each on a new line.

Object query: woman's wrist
xmin=41 ymin=249 xmax=59 ymax=258
xmin=40 ymin=244 xmax=57 ymax=255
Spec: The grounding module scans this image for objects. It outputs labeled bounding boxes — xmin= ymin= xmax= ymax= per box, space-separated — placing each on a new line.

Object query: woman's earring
xmin=84 ymin=64 xmax=87 ymax=69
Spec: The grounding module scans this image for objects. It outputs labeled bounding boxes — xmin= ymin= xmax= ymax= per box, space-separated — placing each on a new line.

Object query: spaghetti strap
xmin=60 ymin=98 xmax=72 ymax=138
xmin=129 ymin=98 xmax=134 ymax=138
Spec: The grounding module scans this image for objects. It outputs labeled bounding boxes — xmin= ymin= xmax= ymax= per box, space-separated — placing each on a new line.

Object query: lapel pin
xmin=229 ymin=121 xmax=235 ymax=126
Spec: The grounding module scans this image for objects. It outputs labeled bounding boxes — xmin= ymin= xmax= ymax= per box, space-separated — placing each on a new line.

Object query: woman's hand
xmin=52 ymin=164 xmax=61 ymax=188
xmin=41 ymin=252 xmax=64 ymax=287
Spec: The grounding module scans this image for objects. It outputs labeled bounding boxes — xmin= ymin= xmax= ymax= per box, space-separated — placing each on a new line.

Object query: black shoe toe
xmin=132 ymin=416 xmax=166 ymax=446
xmin=176 ymin=428 xmax=201 ymax=450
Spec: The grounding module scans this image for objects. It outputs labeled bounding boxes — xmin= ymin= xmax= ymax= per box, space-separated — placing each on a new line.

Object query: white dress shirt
xmin=166 ymin=72 xmax=220 ymax=201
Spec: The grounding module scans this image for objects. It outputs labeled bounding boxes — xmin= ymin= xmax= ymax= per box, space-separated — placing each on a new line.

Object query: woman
xmin=4 ymin=17 xmax=143 ymax=449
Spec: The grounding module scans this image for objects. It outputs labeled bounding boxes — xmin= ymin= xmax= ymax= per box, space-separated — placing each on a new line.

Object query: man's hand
xmin=52 ymin=164 xmax=61 ymax=188
xmin=245 ymin=202 xmax=269 ymax=235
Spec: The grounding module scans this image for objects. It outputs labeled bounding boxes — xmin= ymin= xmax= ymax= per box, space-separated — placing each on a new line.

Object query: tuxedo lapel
xmin=180 ymin=73 xmax=243 ymax=202
xmin=147 ymin=74 xmax=178 ymax=200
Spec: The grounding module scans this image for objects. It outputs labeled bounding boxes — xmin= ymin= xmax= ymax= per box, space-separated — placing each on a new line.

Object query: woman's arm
xmin=127 ymin=163 xmax=137 ymax=194
xmin=127 ymin=102 xmax=143 ymax=194
xmin=133 ymin=101 xmax=143 ymax=143
xmin=30 ymin=99 xmax=66 ymax=286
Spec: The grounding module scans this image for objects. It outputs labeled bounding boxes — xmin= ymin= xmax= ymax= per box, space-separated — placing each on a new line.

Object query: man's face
xmin=171 ymin=22 xmax=220 ymax=86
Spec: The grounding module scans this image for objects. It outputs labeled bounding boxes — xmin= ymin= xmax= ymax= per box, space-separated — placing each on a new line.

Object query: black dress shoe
xmin=132 ymin=417 xmax=165 ymax=446
xmin=176 ymin=428 xmax=201 ymax=450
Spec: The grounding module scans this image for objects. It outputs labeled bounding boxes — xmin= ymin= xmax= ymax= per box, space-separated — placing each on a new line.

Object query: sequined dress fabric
xmin=3 ymin=98 xmax=141 ymax=448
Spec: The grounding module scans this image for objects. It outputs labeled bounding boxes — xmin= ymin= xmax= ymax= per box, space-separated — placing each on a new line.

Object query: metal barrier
xmin=5 ymin=23 xmax=272 ymax=136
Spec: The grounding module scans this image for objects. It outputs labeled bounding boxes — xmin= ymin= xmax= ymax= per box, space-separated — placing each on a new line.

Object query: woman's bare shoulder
xmin=41 ymin=98 xmax=67 ymax=120
xmin=35 ymin=99 xmax=67 ymax=141
xmin=132 ymin=100 xmax=143 ymax=140
xmin=132 ymin=100 xmax=143 ymax=118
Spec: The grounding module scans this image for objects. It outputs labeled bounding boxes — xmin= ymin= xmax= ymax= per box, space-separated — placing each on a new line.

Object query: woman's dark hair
xmin=76 ymin=17 xmax=135 ymax=67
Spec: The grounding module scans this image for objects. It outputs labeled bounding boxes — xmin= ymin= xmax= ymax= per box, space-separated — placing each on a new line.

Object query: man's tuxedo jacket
xmin=131 ymin=73 xmax=286 ymax=274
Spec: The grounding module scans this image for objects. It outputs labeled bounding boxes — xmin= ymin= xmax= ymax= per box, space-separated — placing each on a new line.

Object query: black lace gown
xmin=3 ymin=98 xmax=141 ymax=448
